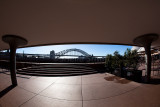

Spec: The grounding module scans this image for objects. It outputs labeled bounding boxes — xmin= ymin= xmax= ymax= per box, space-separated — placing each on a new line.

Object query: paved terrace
xmin=0 ymin=68 xmax=160 ymax=107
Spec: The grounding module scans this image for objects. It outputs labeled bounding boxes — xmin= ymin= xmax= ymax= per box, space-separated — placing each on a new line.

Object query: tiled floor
xmin=0 ymin=69 xmax=160 ymax=107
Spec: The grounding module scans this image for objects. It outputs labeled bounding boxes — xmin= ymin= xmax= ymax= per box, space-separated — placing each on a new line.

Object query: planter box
xmin=113 ymin=68 xmax=142 ymax=82
xmin=125 ymin=70 xmax=142 ymax=82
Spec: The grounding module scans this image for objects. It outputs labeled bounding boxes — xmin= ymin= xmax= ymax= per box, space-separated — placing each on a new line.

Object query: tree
xmin=124 ymin=48 xmax=139 ymax=70
xmin=105 ymin=51 xmax=123 ymax=73
xmin=105 ymin=54 xmax=114 ymax=72
xmin=113 ymin=51 xmax=122 ymax=68
xmin=105 ymin=48 xmax=139 ymax=73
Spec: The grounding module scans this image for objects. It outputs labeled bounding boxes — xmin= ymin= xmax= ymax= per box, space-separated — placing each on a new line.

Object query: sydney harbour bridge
xmin=50 ymin=48 xmax=92 ymax=59
xmin=16 ymin=48 xmax=105 ymax=59
xmin=0 ymin=48 xmax=105 ymax=63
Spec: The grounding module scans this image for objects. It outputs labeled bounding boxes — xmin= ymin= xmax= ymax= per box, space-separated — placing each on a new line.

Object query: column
xmin=9 ymin=42 xmax=17 ymax=86
xmin=2 ymin=35 xmax=28 ymax=86
xmin=133 ymin=33 xmax=158 ymax=83
xmin=144 ymin=43 xmax=151 ymax=83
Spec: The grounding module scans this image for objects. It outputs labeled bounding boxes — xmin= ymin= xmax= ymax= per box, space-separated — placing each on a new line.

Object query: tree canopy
xmin=105 ymin=48 xmax=139 ymax=72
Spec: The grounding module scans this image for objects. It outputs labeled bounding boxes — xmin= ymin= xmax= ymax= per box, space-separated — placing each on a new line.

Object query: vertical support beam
xmin=9 ymin=42 xmax=17 ymax=86
xmin=133 ymin=33 xmax=159 ymax=83
xmin=2 ymin=35 xmax=28 ymax=86
xmin=144 ymin=43 xmax=151 ymax=83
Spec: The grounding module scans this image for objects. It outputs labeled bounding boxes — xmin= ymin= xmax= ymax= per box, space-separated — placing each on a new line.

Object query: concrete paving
xmin=0 ymin=69 xmax=160 ymax=107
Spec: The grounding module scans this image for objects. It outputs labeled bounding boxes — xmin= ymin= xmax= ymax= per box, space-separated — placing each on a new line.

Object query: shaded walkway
xmin=0 ymin=69 xmax=160 ymax=107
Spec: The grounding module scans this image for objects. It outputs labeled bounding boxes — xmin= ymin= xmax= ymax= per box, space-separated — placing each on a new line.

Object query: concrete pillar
xmin=144 ymin=43 xmax=151 ymax=82
xmin=133 ymin=33 xmax=158 ymax=83
xmin=2 ymin=35 xmax=28 ymax=86
xmin=9 ymin=42 xmax=17 ymax=86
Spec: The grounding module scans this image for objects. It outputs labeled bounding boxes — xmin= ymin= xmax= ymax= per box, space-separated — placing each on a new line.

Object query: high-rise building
xmin=50 ymin=50 xmax=55 ymax=59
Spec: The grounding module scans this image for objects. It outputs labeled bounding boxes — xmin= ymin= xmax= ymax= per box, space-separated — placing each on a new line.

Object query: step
xmin=17 ymin=69 xmax=95 ymax=72
xmin=17 ymin=70 xmax=98 ymax=74
xmin=17 ymin=64 xmax=99 ymax=76
xmin=19 ymin=67 xmax=94 ymax=71
xmin=23 ymin=65 xmax=92 ymax=69
xmin=17 ymin=72 xmax=98 ymax=77
xmin=33 ymin=64 xmax=90 ymax=67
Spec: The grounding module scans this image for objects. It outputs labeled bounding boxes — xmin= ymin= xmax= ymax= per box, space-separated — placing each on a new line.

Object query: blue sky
xmin=16 ymin=44 xmax=132 ymax=56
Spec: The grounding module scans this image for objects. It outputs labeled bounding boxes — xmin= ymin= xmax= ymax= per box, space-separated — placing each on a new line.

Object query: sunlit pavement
xmin=0 ymin=69 xmax=160 ymax=107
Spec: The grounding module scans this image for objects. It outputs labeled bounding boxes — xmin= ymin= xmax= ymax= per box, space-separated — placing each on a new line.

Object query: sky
xmin=16 ymin=44 xmax=132 ymax=56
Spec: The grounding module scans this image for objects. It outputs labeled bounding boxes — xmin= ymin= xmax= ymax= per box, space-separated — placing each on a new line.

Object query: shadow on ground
xmin=0 ymin=85 xmax=16 ymax=98
xmin=104 ymin=74 xmax=131 ymax=84
xmin=149 ymin=78 xmax=160 ymax=85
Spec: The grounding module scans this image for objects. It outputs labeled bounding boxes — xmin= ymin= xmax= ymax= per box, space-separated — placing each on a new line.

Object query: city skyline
xmin=16 ymin=44 xmax=132 ymax=56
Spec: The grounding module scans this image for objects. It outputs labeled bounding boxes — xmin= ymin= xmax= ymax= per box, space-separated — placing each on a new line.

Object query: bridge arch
xmin=55 ymin=48 xmax=90 ymax=58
